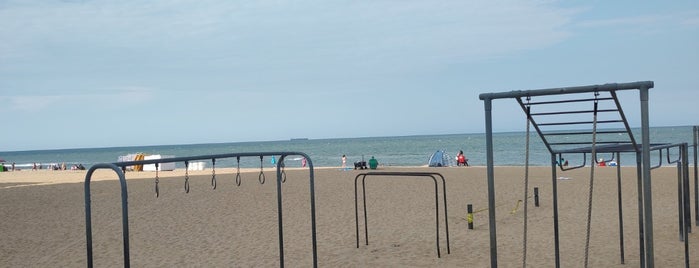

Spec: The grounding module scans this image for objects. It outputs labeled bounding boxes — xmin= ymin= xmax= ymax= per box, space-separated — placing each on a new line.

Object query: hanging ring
xmin=235 ymin=156 xmax=242 ymax=186
xmin=155 ymin=163 xmax=160 ymax=198
xmin=184 ymin=161 xmax=190 ymax=194
xmin=281 ymin=161 xmax=287 ymax=183
xmin=258 ymin=156 xmax=265 ymax=184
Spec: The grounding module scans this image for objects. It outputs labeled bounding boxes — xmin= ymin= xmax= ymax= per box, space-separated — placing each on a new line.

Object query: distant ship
xmin=290 ymin=138 xmax=309 ymax=141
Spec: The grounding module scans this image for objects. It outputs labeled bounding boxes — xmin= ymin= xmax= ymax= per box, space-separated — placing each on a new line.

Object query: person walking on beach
xmin=301 ymin=157 xmax=307 ymax=167
xmin=341 ymin=155 xmax=347 ymax=169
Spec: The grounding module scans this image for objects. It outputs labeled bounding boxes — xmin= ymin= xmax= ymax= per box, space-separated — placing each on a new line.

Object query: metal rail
xmin=354 ymin=172 xmax=450 ymax=258
xmin=84 ymin=151 xmax=318 ymax=268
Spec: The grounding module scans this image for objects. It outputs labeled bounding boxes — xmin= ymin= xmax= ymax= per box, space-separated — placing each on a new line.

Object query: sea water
xmin=1 ymin=126 xmax=695 ymax=169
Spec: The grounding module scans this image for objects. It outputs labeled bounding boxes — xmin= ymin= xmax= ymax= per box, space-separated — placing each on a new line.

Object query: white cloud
xmin=0 ymin=0 xmax=577 ymax=70
xmin=1 ymin=87 xmax=156 ymax=112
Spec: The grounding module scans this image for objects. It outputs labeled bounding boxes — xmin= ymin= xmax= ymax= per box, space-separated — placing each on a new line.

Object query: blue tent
xmin=428 ymin=150 xmax=454 ymax=167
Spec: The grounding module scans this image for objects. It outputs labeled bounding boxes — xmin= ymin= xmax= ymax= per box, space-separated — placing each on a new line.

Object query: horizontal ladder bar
xmin=530 ymin=109 xmax=618 ymax=116
xmin=549 ymin=141 xmax=633 ymax=146
xmin=537 ymin=120 xmax=625 ymax=126
xmin=543 ymin=130 xmax=629 ymax=136
xmin=527 ymin=97 xmax=615 ymax=106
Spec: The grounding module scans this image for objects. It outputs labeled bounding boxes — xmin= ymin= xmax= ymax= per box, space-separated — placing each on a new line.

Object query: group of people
xmin=342 ymin=155 xmax=379 ymax=170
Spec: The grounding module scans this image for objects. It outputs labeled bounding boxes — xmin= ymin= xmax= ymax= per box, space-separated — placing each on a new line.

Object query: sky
xmin=1 ymin=0 xmax=698 ymax=151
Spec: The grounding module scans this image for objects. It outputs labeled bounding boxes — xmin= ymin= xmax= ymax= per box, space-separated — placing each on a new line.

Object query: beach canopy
xmin=428 ymin=150 xmax=453 ymax=167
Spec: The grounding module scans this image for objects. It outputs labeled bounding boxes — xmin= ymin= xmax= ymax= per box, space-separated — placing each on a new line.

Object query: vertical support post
xmin=640 ymin=87 xmax=654 ymax=267
xmin=636 ymin=152 xmax=646 ymax=268
xmin=276 ymin=157 xmax=285 ymax=268
xmin=484 ymin=98 xmax=498 ymax=268
xmin=467 ymin=204 xmax=474 ymax=229
xmin=306 ymin=156 xmax=318 ymax=268
xmin=682 ymin=144 xmax=690 ymax=267
xmin=677 ymin=157 xmax=684 ymax=241
xmin=694 ymin=126 xmax=698 ymax=227
xmin=616 ymin=152 xmax=625 ymax=264
xmin=551 ymin=154 xmax=561 ymax=268
xmin=534 ymin=187 xmax=539 ymax=207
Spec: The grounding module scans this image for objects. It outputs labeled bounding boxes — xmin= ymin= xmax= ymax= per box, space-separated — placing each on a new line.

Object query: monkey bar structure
xmin=479 ymin=81 xmax=692 ymax=268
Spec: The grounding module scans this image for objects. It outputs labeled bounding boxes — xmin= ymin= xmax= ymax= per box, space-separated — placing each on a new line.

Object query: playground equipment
xmin=84 ymin=152 xmax=317 ymax=268
xmin=479 ymin=81 xmax=692 ymax=268
xmin=354 ymin=172 xmax=450 ymax=258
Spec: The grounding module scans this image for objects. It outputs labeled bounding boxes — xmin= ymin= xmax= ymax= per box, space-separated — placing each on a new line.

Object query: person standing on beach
xmin=301 ymin=157 xmax=307 ymax=167
xmin=341 ymin=155 xmax=347 ymax=169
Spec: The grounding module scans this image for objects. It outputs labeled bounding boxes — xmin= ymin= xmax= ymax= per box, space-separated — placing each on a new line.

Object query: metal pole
xmin=678 ymin=158 xmax=684 ymax=241
xmin=467 ymin=204 xmax=474 ymax=229
xmin=306 ymin=156 xmax=318 ymax=268
xmin=694 ymin=126 xmax=698 ymax=227
xmin=616 ymin=152 xmax=625 ymax=264
xmin=682 ymin=144 xmax=690 ymax=267
xmin=636 ymin=152 xmax=646 ymax=268
xmin=551 ymin=154 xmax=561 ymax=268
xmin=484 ymin=99 xmax=498 ymax=268
xmin=84 ymin=163 xmax=130 ymax=268
xmin=276 ymin=157 xmax=285 ymax=268
xmin=640 ymin=87 xmax=654 ymax=267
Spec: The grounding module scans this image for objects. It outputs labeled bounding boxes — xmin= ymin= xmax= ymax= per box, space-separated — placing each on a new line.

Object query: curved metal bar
xmin=557 ymin=153 xmax=587 ymax=171
xmin=354 ymin=172 xmax=450 ymax=258
xmin=666 ymin=147 xmax=681 ymax=164
xmin=84 ymin=163 xmax=130 ymax=268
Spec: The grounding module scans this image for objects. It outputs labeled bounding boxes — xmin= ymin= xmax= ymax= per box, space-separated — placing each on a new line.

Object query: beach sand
xmin=0 ymin=166 xmax=696 ymax=267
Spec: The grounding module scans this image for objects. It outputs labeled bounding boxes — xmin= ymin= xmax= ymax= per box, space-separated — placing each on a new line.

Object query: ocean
xmin=1 ymin=126 xmax=696 ymax=170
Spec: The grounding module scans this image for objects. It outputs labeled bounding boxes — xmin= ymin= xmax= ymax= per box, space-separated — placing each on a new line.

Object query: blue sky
xmin=1 ymin=0 xmax=698 ymax=151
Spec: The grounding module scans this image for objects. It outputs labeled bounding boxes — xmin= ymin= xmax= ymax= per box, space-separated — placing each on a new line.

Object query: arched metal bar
xmin=557 ymin=153 xmax=587 ymax=171
xmin=666 ymin=147 xmax=682 ymax=165
xmin=84 ymin=163 xmax=130 ymax=268
xmin=354 ymin=172 xmax=450 ymax=258
xmin=84 ymin=152 xmax=317 ymax=268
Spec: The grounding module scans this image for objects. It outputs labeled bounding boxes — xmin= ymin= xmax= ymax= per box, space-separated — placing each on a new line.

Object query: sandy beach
xmin=0 ymin=165 xmax=696 ymax=267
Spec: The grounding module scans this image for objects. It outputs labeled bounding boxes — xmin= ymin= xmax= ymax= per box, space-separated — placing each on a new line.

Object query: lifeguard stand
xmin=479 ymin=81 xmax=691 ymax=268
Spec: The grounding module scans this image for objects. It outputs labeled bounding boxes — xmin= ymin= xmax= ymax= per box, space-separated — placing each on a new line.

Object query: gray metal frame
xmin=479 ymin=81 xmax=691 ymax=268
xmin=354 ymin=172 xmax=450 ymax=258
xmin=84 ymin=151 xmax=317 ymax=268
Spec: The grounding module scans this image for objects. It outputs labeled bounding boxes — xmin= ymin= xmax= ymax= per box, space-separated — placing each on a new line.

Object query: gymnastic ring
xmin=184 ymin=178 xmax=190 ymax=193
xmin=258 ymin=172 xmax=266 ymax=184
xmin=281 ymin=170 xmax=287 ymax=183
xmin=235 ymin=173 xmax=242 ymax=186
xmin=211 ymin=175 xmax=217 ymax=190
